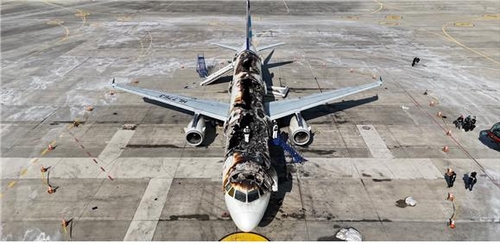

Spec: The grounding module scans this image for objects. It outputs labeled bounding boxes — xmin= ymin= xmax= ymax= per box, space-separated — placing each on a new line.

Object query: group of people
xmin=453 ymin=115 xmax=477 ymax=132
xmin=445 ymin=168 xmax=477 ymax=191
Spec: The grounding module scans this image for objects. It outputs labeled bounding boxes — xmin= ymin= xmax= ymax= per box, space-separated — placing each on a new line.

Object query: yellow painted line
xmin=0 ymin=193 xmax=3 ymax=198
xmin=220 ymin=232 xmax=269 ymax=241
xmin=41 ymin=148 xmax=49 ymax=156
xmin=379 ymin=21 xmax=398 ymax=26
xmin=31 ymin=158 xmax=39 ymax=164
xmin=8 ymin=181 xmax=16 ymax=188
xmin=371 ymin=0 xmax=384 ymax=14
xmin=483 ymin=14 xmax=500 ymax=20
xmin=46 ymin=19 xmax=69 ymax=41
xmin=343 ymin=16 xmax=359 ymax=20
xmin=41 ymin=172 xmax=48 ymax=185
xmin=75 ymin=10 xmax=90 ymax=29
xmin=136 ymin=36 xmax=145 ymax=59
xmin=386 ymin=15 xmax=402 ymax=20
xmin=454 ymin=22 xmax=474 ymax=27
xmin=59 ymin=23 xmax=69 ymax=41
xmin=442 ymin=20 xmax=500 ymax=66
xmin=147 ymin=31 xmax=153 ymax=50
xmin=19 ymin=168 xmax=28 ymax=176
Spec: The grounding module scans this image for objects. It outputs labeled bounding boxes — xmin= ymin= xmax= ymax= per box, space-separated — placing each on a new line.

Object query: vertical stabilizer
xmin=245 ymin=0 xmax=253 ymax=51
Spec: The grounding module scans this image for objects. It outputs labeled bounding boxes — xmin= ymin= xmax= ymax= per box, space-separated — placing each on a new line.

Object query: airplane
xmin=112 ymin=0 xmax=382 ymax=232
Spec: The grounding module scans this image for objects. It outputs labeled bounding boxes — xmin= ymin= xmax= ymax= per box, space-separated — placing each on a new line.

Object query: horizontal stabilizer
xmin=200 ymin=63 xmax=234 ymax=86
xmin=257 ymin=42 xmax=285 ymax=52
xmin=213 ymin=43 xmax=240 ymax=52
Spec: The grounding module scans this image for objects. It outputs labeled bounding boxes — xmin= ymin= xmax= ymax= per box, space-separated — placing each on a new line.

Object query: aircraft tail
xmin=245 ymin=0 xmax=253 ymax=51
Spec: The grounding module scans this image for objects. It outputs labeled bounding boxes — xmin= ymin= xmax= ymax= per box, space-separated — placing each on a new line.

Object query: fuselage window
xmin=234 ymin=189 xmax=246 ymax=202
xmin=247 ymin=189 xmax=259 ymax=202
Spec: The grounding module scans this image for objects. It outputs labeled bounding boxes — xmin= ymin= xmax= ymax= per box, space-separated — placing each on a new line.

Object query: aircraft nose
xmin=232 ymin=212 xmax=262 ymax=232
xmin=225 ymin=191 xmax=271 ymax=232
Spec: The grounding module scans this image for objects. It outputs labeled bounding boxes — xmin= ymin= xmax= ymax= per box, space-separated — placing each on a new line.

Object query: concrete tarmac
xmin=1 ymin=0 xmax=500 ymax=241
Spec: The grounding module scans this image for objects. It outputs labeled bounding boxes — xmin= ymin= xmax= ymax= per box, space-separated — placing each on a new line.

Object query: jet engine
xmin=288 ymin=113 xmax=311 ymax=146
xmin=184 ymin=115 xmax=206 ymax=146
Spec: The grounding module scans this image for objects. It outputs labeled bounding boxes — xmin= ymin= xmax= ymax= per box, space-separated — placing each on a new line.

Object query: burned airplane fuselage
xmin=222 ymin=50 xmax=276 ymax=220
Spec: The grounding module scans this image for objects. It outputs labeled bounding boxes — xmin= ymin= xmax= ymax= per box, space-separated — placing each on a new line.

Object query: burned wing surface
xmin=267 ymin=80 xmax=382 ymax=145
xmin=112 ymin=82 xmax=230 ymax=146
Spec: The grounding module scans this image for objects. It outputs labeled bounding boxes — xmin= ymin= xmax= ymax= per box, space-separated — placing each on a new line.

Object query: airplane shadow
xmin=276 ymin=95 xmax=379 ymax=127
xmin=202 ymin=123 xmax=218 ymax=146
xmin=259 ymin=140 xmax=294 ymax=227
xmin=478 ymin=130 xmax=500 ymax=151
xmin=302 ymin=95 xmax=379 ymax=122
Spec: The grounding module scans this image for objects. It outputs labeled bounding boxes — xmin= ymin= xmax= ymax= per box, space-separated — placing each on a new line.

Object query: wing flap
xmin=113 ymin=82 xmax=229 ymax=121
xmin=267 ymin=80 xmax=382 ymax=120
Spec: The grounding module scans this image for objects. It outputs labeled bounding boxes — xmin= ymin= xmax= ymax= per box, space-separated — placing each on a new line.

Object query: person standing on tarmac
xmin=412 ymin=57 xmax=420 ymax=67
xmin=467 ymin=172 xmax=477 ymax=191
xmin=444 ymin=168 xmax=457 ymax=188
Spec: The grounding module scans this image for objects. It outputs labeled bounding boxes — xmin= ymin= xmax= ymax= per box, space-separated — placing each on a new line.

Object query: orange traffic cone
xmin=48 ymin=144 xmax=54 ymax=151
xmin=442 ymin=146 xmax=449 ymax=152
xmin=41 ymin=166 xmax=48 ymax=173
xmin=446 ymin=192 xmax=454 ymax=201
xmin=62 ymin=219 xmax=69 ymax=227
xmin=449 ymin=219 xmax=455 ymax=229
xmin=350 ymin=68 xmax=354 ymax=73
xmin=47 ymin=186 xmax=55 ymax=194
xmin=446 ymin=130 xmax=452 ymax=136
xmin=429 ymin=101 xmax=435 ymax=106
xmin=437 ymin=111 xmax=442 ymax=117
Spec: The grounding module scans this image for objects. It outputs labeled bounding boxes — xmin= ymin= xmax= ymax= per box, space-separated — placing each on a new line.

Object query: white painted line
xmin=98 ymin=130 xmax=135 ymax=163
xmin=357 ymin=125 xmax=393 ymax=159
xmin=123 ymin=178 xmax=173 ymax=241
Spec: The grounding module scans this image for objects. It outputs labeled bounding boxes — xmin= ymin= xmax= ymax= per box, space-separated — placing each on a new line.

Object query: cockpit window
xmin=234 ymin=190 xmax=246 ymax=202
xmin=225 ymin=184 xmax=235 ymax=197
xmin=247 ymin=189 xmax=259 ymax=202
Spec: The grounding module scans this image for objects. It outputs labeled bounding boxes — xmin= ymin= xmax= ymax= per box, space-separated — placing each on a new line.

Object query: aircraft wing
xmin=267 ymin=79 xmax=382 ymax=121
xmin=113 ymin=82 xmax=230 ymax=122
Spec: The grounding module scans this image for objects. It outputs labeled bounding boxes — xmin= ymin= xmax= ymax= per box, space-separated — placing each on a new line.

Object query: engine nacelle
xmin=288 ymin=113 xmax=311 ymax=146
xmin=184 ymin=115 xmax=206 ymax=146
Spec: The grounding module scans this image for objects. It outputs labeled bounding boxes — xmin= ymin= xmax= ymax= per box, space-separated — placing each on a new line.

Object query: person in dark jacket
xmin=412 ymin=57 xmax=420 ymax=67
xmin=444 ymin=168 xmax=457 ymax=188
xmin=467 ymin=172 xmax=477 ymax=191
